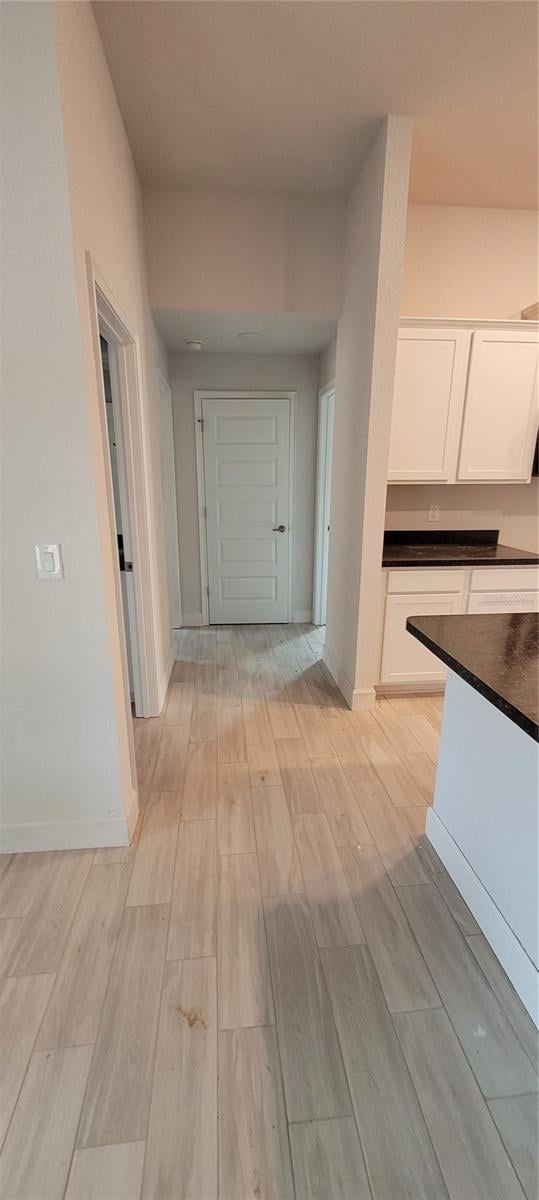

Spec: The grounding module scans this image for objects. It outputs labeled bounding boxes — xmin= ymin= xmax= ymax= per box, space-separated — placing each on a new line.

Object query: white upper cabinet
xmin=389 ymin=321 xmax=539 ymax=485
xmin=388 ymin=328 xmax=470 ymax=482
xmin=457 ymin=330 xmax=539 ymax=482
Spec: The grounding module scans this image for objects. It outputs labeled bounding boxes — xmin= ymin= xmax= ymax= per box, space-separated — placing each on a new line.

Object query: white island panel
xmin=426 ymin=670 xmax=538 ymax=1024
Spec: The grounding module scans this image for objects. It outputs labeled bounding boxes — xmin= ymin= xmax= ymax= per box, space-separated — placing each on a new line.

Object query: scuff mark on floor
xmin=176 ymin=1004 xmax=207 ymax=1029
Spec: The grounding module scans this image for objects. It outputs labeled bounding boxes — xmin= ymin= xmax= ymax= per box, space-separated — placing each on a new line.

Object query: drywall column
xmin=324 ymin=116 xmax=412 ymax=708
xmin=0 ymin=2 xmax=135 ymax=850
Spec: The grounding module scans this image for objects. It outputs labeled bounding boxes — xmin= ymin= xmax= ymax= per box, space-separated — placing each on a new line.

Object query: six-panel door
xmin=202 ymin=397 xmax=290 ymax=623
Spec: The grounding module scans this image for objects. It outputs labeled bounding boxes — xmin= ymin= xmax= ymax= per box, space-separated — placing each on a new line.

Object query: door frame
xmin=312 ymin=382 xmax=335 ymax=626
xmin=158 ymin=368 xmax=182 ymax=629
xmin=86 ymin=253 xmax=159 ymax=718
xmin=193 ymin=390 xmax=296 ymax=626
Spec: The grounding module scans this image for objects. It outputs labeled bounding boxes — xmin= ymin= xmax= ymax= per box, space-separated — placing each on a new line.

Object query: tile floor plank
xmin=0 ymin=972 xmax=55 ymax=1147
xmin=126 ymin=792 xmax=180 ymax=907
xmin=168 ymin=820 xmax=217 ymax=961
xmin=219 ymin=1025 xmax=294 ymax=1200
xmin=0 ymin=917 xmax=24 ymax=979
xmin=165 ymin=672 xmax=195 ymax=727
xmin=293 ymin=813 xmax=365 ymax=948
xmin=310 ymin=756 xmax=373 ymax=848
xmin=217 ymin=706 xmax=246 ymax=763
xmin=181 ymin=740 xmax=218 ymax=820
xmin=252 ymin=784 xmax=303 ymax=895
xmin=415 ymin=835 xmax=480 ymax=936
xmin=6 ymin=849 xmax=93 ymax=977
xmin=275 ymin=737 xmax=321 ymax=815
xmin=133 ymin=716 xmax=164 ymax=802
xmin=142 ymin=957 xmax=217 ymax=1200
xmin=361 ymin=732 xmax=427 ymax=808
xmin=219 ymin=852 xmax=274 ymax=1029
xmin=289 ymin=1116 xmax=371 ymax=1200
xmin=150 ymin=724 xmax=189 ymax=791
xmin=65 ymin=1141 xmax=146 ymax=1200
xmin=217 ymin=762 xmax=256 ymax=854
xmin=322 ymin=944 xmax=448 ymax=1200
xmin=37 ymin=863 xmax=131 ymax=1049
xmin=395 ymin=1007 xmax=526 ymax=1200
xmin=264 ymin=893 xmax=351 ymax=1122
xmin=0 ymin=1045 xmax=93 ymax=1200
xmin=339 ymin=844 xmax=440 ymax=1012
xmin=489 ymin=1094 xmax=538 ymax=1200
xmin=466 ymin=934 xmax=538 ymax=1071
xmin=0 ymin=851 xmax=52 ymax=918
xmin=78 ymin=904 xmax=169 ymax=1148
xmin=189 ymin=692 xmax=218 ymax=743
xmin=398 ymin=883 xmax=537 ymax=1098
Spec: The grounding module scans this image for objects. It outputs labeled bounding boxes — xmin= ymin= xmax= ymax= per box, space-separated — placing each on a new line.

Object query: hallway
xmin=0 ymin=624 xmax=536 ymax=1199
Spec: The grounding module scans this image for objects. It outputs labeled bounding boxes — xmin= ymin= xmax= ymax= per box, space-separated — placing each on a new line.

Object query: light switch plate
xmin=35 ymin=543 xmax=64 ymax=581
xmin=428 ymin=505 xmax=441 ymax=523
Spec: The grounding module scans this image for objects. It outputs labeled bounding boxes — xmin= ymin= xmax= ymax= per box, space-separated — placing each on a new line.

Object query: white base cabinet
xmin=381 ymin=592 xmax=464 ymax=686
xmin=379 ymin=565 xmax=539 ymax=691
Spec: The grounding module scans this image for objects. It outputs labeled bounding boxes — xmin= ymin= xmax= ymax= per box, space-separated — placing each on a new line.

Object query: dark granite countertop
xmin=383 ymin=529 xmax=539 ymax=568
xmin=406 ymin=613 xmax=539 ymax=740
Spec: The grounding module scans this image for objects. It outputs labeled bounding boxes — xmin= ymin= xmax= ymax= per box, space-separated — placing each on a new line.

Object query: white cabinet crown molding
xmin=399 ymin=317 xmax=539 ymax=332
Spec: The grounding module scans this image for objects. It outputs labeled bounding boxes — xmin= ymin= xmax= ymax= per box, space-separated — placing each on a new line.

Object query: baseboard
xmin=157 ymin=647 xmax=175 ymax=712
xmin=376 ymin=682 xmax=446 ymax=697
xmin=0 ymin=815 xmax=130 ymax=854
xmin=181 ymin=612 xmax=205 ymax=627
xmin=292 ymin=610 xmax=312 ymax=623
xmin=426 ymin=808 xmax=538 ymax=1026
xmin=321 ymin=644 xmax=376 ymax=711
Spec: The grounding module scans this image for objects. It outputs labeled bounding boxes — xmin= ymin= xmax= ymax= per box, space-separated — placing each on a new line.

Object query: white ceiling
xmin=154 ymin=309 xmax=337 ymax=355
xmin=94 ymin=0 xmax=537 ymax=209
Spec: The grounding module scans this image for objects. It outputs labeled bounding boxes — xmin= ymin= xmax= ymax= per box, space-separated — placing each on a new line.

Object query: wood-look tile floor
xmin=1 ymin=623 xmax=537 ymax=1200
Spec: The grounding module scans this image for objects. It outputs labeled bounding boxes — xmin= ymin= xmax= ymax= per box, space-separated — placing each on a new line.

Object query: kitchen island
xmin=407 ymin=612 xmax=538 ymax=1024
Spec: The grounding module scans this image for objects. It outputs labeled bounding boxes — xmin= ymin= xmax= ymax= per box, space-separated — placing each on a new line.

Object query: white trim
xmin=87 ymin=255 xmax=159 ymax=719
xmin=426 ymin=807 xmax=538 ymax=1026
xmin=158 ymin=647 xmax=175 ymax=713
xmin=0 ymin=815 xmax=131 ymax=854
xmin=400 ymin=317 xmax=539 ymax=331
xmin=313 ymin=383 xmax=335 ymax=626
xmin=193 ymin=390 xmax=296 ymax=625
xmin=322 ymin=643 xmax=376 ymax=711
xmin=181 ymin=611 xmax=205 ymax=627
xmin=293 ymin=610 xmax=312 ymax=622
xmin=158 ymin=368 xmax=182 ymax=630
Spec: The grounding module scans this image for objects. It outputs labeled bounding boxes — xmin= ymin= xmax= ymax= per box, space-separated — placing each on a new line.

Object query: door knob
xmin=273 ymin=524 xmax=287 ymax=533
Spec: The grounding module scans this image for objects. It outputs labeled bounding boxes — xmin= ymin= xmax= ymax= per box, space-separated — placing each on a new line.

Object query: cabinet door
xmin=380 ymin=592 xmax=465 ymax=685
xmin=457 ymin=330 xmax=539 ymax=482
xmin=388 ymin=328 xmax=471 ymax=482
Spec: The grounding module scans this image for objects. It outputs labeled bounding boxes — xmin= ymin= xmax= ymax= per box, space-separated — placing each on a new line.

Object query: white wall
xmin=53 ymin=0 xmax=173 ymax=711
xmin=324 ymin=116 xmax=412 ymax=707
xmin=169 ymin=352 xmax=320 ymax=622
xmin=0 ymin=2 xmax=130 ymax=850
xmin=144 ymin=189 xmax=344 ymax=316
xmin=390 ymin=202 xmax=539 ymax=553
xmin=402 ymin=205 xmax=538 ymax=320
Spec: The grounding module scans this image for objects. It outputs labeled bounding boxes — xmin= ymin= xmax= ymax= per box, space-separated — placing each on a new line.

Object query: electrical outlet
xmin=428 ymin=505 xmax=440 ymax=523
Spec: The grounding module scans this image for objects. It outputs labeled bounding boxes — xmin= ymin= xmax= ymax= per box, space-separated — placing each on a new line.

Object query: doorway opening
xmin=99 ymin=334 xmax=137 ymax=704
xmin=89 ymin=256 xmax=159 ymax=732
xmin=312 ymin=383 xmax=335 ymax=626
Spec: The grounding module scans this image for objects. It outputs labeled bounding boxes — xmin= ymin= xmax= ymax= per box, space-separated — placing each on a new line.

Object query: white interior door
xmin=202 ymin=396 xmax=291 ymax=623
